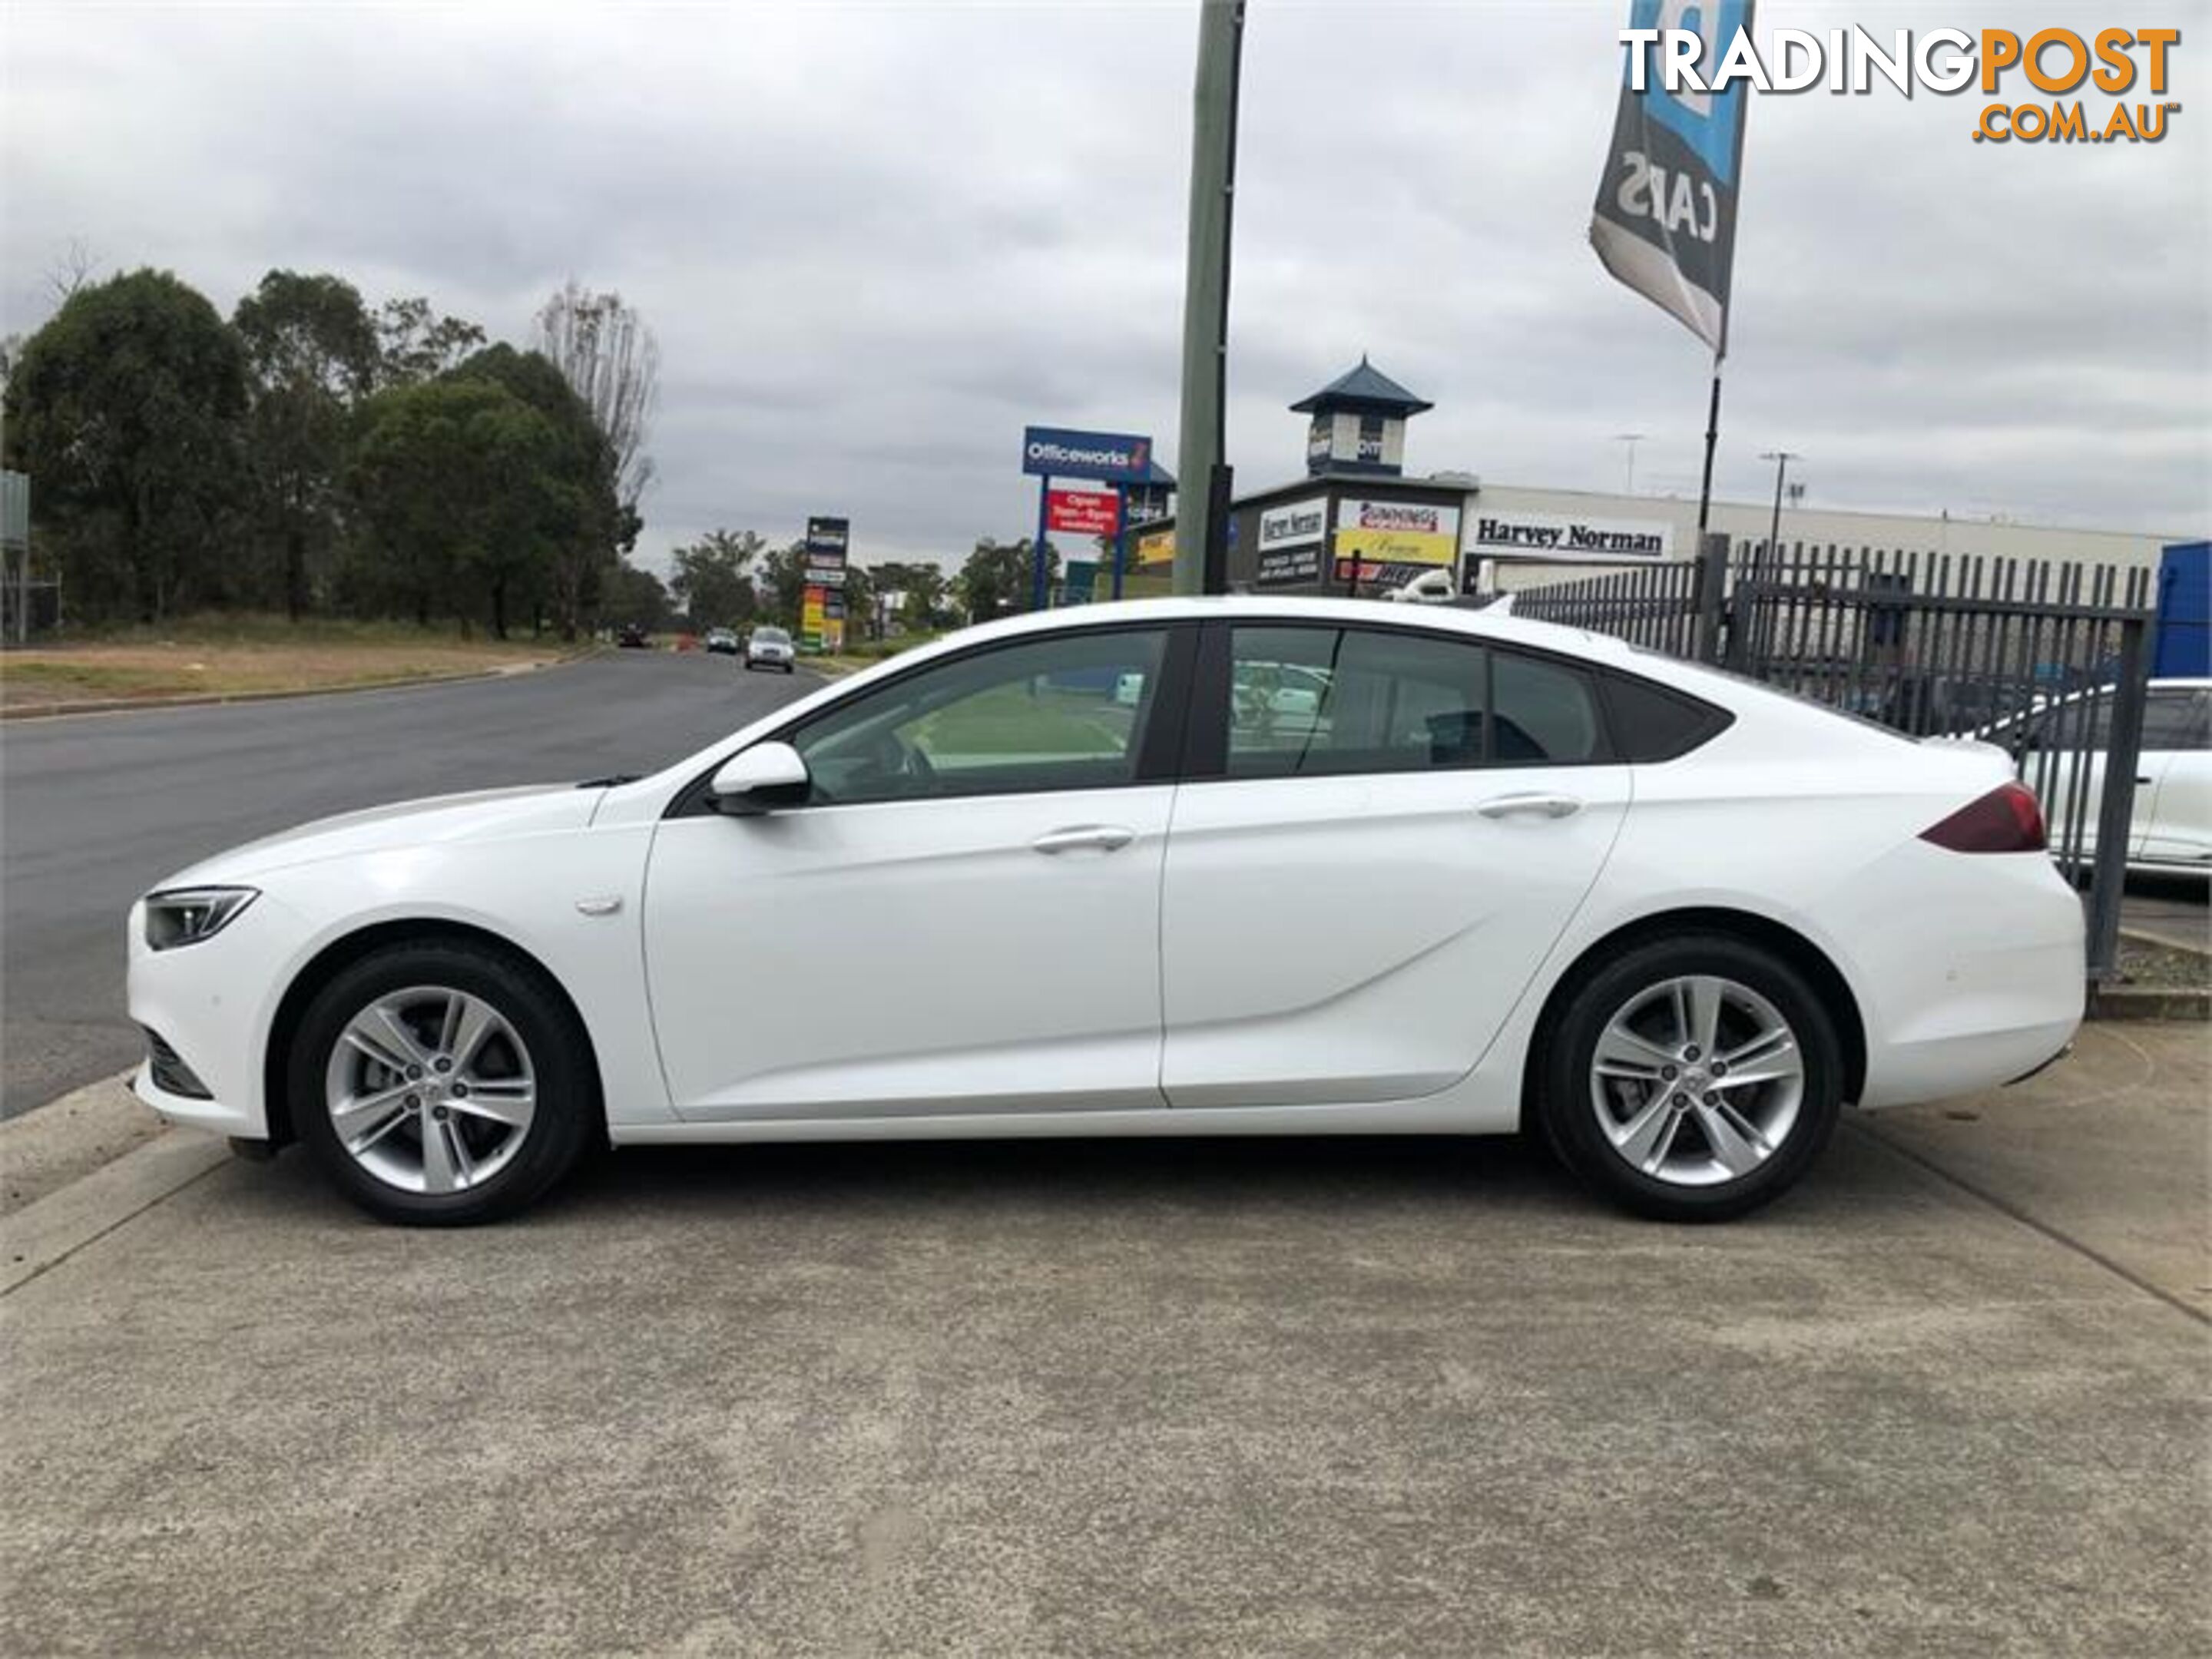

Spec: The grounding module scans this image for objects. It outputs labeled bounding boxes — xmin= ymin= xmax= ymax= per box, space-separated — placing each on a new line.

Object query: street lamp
xmin=1759 ymin=449 xmax=1800 ymax=568
xmin=1613 ymin=432 xmax=1645 ymax=495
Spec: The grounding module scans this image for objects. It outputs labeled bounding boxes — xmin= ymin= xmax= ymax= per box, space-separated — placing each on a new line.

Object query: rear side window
xmin=1222 ymin=625 xmax=1608 ymax=778
xmin=1597 ymin=671 xmax=1734 ymax=762
xmin=1492 ymin=652 xmax=1604 ymax=764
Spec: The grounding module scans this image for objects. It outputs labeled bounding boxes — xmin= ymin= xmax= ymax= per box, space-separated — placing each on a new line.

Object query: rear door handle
xmin=1031 ymin=824 xmax=1137 ymax=855
xmin=1477 ymin=792 xmax=1583 ymax=820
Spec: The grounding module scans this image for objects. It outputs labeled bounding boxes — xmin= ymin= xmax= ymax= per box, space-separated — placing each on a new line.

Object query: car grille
xmin=143 ymin=1027 xmax=212 ymax=1100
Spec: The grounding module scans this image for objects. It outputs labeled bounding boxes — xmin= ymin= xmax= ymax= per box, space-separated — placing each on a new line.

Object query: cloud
xmin=4 ymin=0 xmax=2204 ymax=574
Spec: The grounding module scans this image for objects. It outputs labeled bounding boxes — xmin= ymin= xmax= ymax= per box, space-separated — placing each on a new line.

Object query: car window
xmin=1598 ymin=671 xmax=1733 ymax=761
xmin=1224 ymin=626 xmax=1603 ymax=779
xmin=1492 ymin=651 xmax=1603 ymax=763
xmin=792 ymin=628 xmax=1169 ymax=805
xmin=2139 ymin=689 xmax=2210 ymax=752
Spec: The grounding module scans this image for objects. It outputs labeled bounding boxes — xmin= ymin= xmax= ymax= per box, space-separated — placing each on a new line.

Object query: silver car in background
xmin=746 ymin=626 xmax=797 ymax=674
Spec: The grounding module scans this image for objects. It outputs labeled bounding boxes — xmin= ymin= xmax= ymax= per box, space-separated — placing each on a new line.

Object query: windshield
xmin=754 ymin=628 xmax=790 ymax=644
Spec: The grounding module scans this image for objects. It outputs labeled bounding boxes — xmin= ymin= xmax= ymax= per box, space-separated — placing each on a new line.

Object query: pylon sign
xmin=801 ymin=515 xmax=849 ymax=651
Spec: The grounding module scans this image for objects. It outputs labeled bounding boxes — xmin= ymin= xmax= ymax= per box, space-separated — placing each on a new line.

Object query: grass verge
xmin=1 ymin=615 xmax=567 ymax=709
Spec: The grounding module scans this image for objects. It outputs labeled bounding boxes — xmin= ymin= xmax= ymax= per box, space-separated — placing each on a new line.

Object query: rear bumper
xmin=1823 ymin=847 xmax=2086 ymax=1109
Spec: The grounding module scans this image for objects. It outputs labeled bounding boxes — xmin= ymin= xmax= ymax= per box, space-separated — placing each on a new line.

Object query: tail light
xmin=1920 ymin=782 xmax=2047 ymax=853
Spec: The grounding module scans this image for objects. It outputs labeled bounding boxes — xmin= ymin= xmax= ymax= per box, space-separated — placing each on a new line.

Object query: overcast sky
xmin=5 ymin=2 xmax=2207 ymax=574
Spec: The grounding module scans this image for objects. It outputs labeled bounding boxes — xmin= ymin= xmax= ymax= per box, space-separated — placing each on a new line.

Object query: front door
xmin=2136 ymin=687 xmax=2211 ymax=866
xmin=1160 ymin=622 xmax=1629 ymax=1108
xmin=643 ymin=624 xmax=1187 ymax=1121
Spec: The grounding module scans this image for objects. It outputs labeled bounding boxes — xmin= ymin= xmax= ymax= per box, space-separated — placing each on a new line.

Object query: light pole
xmin=1613 ymin=432 xmax=1644 ymax=495
xmin=1174 ymin=0 xmax=1245 ymax=594
xmin=1759 ymin=449 xmax=1800 ymax=568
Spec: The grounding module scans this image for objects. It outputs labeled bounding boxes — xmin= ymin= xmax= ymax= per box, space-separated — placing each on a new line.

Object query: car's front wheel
xmin=1538 ymin=934 xmax=1843 ymax=1222
xmin=289 ymin=940 xmax=596 ymax=1226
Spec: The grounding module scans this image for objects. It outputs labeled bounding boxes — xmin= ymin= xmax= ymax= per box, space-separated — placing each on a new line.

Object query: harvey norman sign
xmin=1467 ymin=512 xmax=1674 ymax=561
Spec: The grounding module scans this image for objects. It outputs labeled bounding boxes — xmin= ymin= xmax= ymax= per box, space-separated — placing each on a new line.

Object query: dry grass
xmin=0 ymin=621 xmax=563 ymax=710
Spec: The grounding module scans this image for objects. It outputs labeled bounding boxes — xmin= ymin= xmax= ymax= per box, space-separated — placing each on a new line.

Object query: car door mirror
xmin=710 ymin=743 xmax=810 ymax=815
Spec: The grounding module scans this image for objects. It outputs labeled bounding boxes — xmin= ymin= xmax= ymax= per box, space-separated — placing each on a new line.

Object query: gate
xmin=1512 ymin=541 xmax=2157 ymax=979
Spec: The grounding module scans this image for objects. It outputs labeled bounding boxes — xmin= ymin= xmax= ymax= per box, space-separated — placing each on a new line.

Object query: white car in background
xmin=745 ymin=625 xmax=796 ymax=673
xmin=1988 ymin=678 xmax=2210 ymax=871
xmin=129 ymin=598 xmax=2084 ymax=1227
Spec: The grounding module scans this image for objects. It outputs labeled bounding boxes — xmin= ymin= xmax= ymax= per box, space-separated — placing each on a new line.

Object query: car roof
xmin=951 ymin=593 xmax=1635 ymax=664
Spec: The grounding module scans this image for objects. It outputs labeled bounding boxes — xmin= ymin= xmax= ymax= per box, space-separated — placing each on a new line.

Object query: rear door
xmin=1158 ymin=622 xmax=1630 ymax=1108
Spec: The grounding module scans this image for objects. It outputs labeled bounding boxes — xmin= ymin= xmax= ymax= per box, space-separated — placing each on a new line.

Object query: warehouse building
xmin=1124 ymin=359 xmax=2176 ymax=599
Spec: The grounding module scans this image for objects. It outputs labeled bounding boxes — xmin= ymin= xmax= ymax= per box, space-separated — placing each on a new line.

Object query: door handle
xmin=1031 ymin=824 xmax=1137 ymax=855
xmin=1477 ymin=792 xmax=1583 ymax=820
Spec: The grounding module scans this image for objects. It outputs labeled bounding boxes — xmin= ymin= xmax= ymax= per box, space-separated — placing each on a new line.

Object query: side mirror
xmin=709 ymin=742 xmax=810 ymax=815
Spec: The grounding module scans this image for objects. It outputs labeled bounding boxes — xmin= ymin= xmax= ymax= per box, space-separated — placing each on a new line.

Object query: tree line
xmin=1 ymin=265 xmax=657 ymax=639
xmin=657 ymin=529 xmax=1068 ymax=639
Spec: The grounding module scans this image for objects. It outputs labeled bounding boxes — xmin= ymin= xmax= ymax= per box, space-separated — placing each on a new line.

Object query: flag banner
xmin=1590 ymin=0 xmax=1754 ymax=355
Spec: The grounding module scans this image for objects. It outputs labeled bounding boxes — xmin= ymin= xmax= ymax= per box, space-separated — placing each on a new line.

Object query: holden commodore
xmin=129 ymin=598 xmax=2082 ymax=1226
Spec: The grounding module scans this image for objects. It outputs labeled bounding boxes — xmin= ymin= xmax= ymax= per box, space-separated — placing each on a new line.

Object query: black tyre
xmin=288 ymin=939 xmax=597 ymax=1226
xmin=1538 ymin=933 xmax=1843 ymax=1222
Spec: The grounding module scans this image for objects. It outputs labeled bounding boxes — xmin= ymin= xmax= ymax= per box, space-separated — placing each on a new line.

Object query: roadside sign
xmin=1022 ymin=426 xmax=1154 ymax=485
xmin=801 ymin=515 xmax=848 ymax=651
xmin=1047 ymin=489 xmax=1121 ymax=538
xmin=0 ymin=472 xmax=28 ymax=548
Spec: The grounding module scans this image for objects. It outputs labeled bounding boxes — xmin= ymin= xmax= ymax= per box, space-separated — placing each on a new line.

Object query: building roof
xmin=1290 ymin=356 xmax=1433 ymax=416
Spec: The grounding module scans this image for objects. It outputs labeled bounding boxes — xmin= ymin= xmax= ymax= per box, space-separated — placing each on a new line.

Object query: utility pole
xmin=1760 ymin=449 xmax=1800 ymax=570
xmin=1613 ymin=432 xmax=1644 ymax=495
xmin=1174 ymin=0 xmax=1245 ymax=595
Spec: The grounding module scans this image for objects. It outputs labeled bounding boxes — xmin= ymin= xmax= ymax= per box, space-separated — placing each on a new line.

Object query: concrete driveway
xmin=2 ymin=1025 xmax=2204 ymax=1657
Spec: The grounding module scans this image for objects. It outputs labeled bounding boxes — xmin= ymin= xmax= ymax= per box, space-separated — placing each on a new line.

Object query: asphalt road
xmin=0 ymin=651 xmax=816 ymax=1120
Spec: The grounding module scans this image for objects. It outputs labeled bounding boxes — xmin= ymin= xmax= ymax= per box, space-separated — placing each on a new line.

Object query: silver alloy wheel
xmin=1588 ymin=975 xmax=1805 ymax=1188
xmin=323 ymin=984 xmax=537 ymax=1195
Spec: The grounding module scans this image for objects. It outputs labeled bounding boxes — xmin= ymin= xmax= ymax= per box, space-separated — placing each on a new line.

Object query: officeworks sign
xmin=1022 ymin=426 xmax=1154 ymax=485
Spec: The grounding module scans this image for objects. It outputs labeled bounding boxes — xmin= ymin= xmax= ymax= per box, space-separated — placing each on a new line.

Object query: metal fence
xmin=1513 ymin=540 xmax=2157 ymax=978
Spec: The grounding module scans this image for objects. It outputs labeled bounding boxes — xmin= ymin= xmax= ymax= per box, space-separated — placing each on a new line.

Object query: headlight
xmin=142 ymin=886 xmax=258 ymax=951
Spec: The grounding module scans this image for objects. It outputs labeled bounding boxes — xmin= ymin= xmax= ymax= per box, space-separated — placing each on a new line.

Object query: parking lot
xmin=3 ymin=654 xmax=2206 ymax=1656
xmin=2 ymin=1017 xmax=2204 ymax=1656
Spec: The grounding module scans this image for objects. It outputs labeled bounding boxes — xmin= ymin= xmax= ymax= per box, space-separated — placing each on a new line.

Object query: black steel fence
xmin=1512 ymin=541 xmax=2157 ymax=978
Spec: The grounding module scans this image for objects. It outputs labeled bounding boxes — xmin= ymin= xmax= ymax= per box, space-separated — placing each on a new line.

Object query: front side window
xmin=791 ymin=628 xmax=1169 ymax=805
xmin=1224 ymin=626 xmax=1603 ymax=780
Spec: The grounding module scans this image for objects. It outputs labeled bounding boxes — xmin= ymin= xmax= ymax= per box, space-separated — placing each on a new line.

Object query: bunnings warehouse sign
xmin=1333 ymin=498 xmax=1460 ymax=589
xmin=1466 ymin=511 xmax=1673 ymax=561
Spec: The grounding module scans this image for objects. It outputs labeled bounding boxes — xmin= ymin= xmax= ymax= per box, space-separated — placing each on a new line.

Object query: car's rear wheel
xmin=289 ymin=941 xmax=595 ymax=1226
xmin=1539 ymin=935 xmax=1842 ymax=1222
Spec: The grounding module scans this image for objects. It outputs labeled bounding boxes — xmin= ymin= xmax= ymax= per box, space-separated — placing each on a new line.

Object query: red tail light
xmin=1919 ymin=782 xmax=2047 ymax=853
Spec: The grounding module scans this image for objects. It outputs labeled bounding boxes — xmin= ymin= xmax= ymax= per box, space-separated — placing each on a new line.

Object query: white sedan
xmin=1987 ymin=677 xmax=2210 ymax=871
xmin=744 ymin=626 xmax=796 ymax=673
xmin=129 ymin=598 xmax=2084 ymax=1226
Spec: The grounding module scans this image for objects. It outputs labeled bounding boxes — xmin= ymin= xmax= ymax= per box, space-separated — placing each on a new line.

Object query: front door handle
xmin=1031 ymin=824 xmax=1137 ymax=856
xmin=1477 ymin=792 xmax=1583 ymax=820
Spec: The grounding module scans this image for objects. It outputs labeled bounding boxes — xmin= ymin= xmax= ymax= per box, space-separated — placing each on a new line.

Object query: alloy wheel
xmin=1588 ymin=974 xmax=1805 ymax=1188
xmin=323 ymin=984 xmax=538 ymax=1194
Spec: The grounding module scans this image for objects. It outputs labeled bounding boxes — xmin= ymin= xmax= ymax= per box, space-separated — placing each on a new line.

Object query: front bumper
xmin=126 ymin=896 xmax=290 ymax=1139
